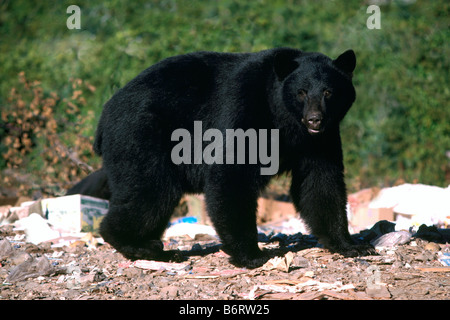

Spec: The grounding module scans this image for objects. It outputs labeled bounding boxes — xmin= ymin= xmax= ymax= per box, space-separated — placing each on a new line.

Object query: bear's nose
xmin=307 ymin=114 xmax=322 ymax=127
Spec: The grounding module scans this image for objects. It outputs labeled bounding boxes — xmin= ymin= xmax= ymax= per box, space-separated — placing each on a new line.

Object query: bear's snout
xmin=302 ymin=112 xmax=323 ymax=135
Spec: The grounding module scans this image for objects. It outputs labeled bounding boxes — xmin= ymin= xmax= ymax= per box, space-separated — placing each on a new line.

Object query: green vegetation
xmin=1 ymin=0 xmax=449 ymax=195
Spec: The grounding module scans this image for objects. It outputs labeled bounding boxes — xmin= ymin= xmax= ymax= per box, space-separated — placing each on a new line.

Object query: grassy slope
xmin=0 ymin=0 xmax=448 ymax=193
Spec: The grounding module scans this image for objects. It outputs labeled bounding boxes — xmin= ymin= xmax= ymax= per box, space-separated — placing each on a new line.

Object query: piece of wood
xmin=416 ymin=267 xmax=450 ymax=272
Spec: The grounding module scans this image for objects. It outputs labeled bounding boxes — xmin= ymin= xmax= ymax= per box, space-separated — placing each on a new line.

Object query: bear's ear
xmin=273 ymin=50 xmax=299 ymax=81
xmin=333 ymin=49 xmax=356 ymax=77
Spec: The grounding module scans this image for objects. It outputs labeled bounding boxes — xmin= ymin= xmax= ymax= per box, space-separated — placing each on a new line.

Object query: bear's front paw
xmin=335 ymin=244 xmax=377 ymax=257
xmin=229 ymin=250 xmax=272 ymax=269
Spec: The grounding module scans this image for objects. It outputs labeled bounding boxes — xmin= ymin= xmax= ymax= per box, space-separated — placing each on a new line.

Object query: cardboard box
xmin=183 ymin=195 xmax=298 ymax=225
xmin=185 ymin=194 xmax=209 ymax=224
xmin=257 ymin=198 xmax=298 ymax=223
xmin=350 ymin=206 xmax=394 ymax=232
xmin=41 ymin=194 xmax=109 ymax=233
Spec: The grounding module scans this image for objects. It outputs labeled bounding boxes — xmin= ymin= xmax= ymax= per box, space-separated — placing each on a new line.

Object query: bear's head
xmin=274 ymin=49 xmax=356 ymax=136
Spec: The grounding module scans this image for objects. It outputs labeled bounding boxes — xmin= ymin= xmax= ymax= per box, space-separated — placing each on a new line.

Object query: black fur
xmin=66 ymin=169 xmax=111 ymax=200
xmin=94 ymin=48 xmax=375 ymax=268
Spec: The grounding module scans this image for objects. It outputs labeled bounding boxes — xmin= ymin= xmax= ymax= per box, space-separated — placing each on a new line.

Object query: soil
xmin=0 ymin=223 xmax=449 ymax=301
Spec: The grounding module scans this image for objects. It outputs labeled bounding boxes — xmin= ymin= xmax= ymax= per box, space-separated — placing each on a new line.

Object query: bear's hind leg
xmin=100 ymin=188 xmax=183 ymax=262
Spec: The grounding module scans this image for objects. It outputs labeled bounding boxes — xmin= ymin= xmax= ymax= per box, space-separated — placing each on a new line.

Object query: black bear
xmin=94 ymin=48 xmax=376 ymax=268
xmin=66 ymin=168 xmax=111 ymax=200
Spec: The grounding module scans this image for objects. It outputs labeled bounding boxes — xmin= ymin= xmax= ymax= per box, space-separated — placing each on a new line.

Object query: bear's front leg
xmin=204 ymin=167 xmax=271 ymax=268
xmin=291 ymin=157 xmax=376 ymax=257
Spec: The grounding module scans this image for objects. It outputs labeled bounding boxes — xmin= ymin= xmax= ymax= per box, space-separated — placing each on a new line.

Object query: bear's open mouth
xmin=307 ymin=128 xmax=321 ymax=135
xmin=302 ymin=118 xmax=322 ymax=135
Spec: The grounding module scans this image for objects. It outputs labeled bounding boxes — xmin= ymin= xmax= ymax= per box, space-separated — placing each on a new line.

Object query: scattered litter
xmin=348 ymin=184 xmax=450 ymax=232
xmin=170 ymin=216 xmax=198 ymax=225
xmin=163 ymin=222 xmax=217 ymax=239
xmin=79 ymin=232 xmax=100 ymax=249
xmin=13 ymin=213 xmax=60 ymax=245
xmin=41 ymin=194 xmax=109 ymax=233
xmin=414 ymin=224 xmax=450 ymax=243
xmin=131 ymin=260 xmax=191 ymax=275
xmin=438 ymin=252 xmax=450 ymax=266
xmin=186 ymin=268 xmax=248 ymax=279
xmin=242 ymin=279 xmax=356 ymax=300
xmin=6 ymin=255 xmax=55 ymax=283
xmin=370 ymin=230 xmax=412 ymax=248
xmin=369 ymin=220 xmax=396 ymax=236
xmin=368 ymin=184 xmax=450 ymax=226
xmin=259 ymin=217 xmax=309 ymax=235
xmin=0 ymin=187 xmax=449 ymax=300
xmin=262 ymin=251 xmax=294 ymax=272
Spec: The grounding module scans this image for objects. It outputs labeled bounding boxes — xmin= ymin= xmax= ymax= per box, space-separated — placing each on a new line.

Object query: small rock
xmin=391 ymin=260 xmax=403 ymax=269
xmin=63 ymin=289 xmax=81 ymax=299
xmin=0 ymin=239 xmax=14 ymax=259
xmin=93 ymin=271 xmax=107 ymax=282
xmin=10 ymin=251 xmax=32 ymax=265
xmin=123 ymin=267 xmax=142 ymax=278
xmin=6 ymin=255 xmax=54 ymax=283
xmin=415 ymin=251 xmax=435 ymax=262
xmin=161 ymin=285 xmax=179 ymax=298
xmin=57 ymin=274 xmax=65 ymax=283
xmin=116 ymin=268 xmax=124 ymax=276
xmin=303 ymin=270 xmax=315 ymax=278
xmin=424 ymin=242 xmax=440 ymax=252
xmin=292 ymin=255 xmax=310 ymax=268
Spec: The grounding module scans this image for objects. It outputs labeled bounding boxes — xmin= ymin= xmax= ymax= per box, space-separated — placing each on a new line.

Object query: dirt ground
xmin=0 ymin=222 xmax=449 ymax=301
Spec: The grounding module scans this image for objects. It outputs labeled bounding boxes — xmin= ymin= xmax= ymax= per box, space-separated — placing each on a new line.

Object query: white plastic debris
xmin=370 ymin=230 xmax=412 ymax=248
xmin=259 ymin=217 xmax=309 ymax=235
xmin=369 ymin=184 xmax=450 ymax=226
xmin=163 ymin=222 xmax=217 ymax=239
xmin=13 ymin=213 xmax=60 ymax=244
xmin=280 ymin=217 xmax=309 ymax=234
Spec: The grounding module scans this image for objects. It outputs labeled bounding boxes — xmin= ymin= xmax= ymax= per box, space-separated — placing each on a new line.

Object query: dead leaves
xmin=262 ymin=252 xmax=295 ymax=272
xmin=1 ymin=72 xmax=98 ymax=195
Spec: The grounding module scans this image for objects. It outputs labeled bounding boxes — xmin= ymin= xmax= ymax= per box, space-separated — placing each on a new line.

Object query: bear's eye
xmin=297 ymin=89 xmax=307 ymax=98
xmin=323 ymin=89 xmax=332 ymax=98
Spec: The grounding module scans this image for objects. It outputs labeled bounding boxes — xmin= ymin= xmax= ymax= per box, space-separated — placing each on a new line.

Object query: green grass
xmin=1 ymin=0 xmax=449 ymax=194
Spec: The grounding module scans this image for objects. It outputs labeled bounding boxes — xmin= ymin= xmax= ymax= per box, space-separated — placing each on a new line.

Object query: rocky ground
xmin=0 ymin=222 xmax=449 ymax=301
